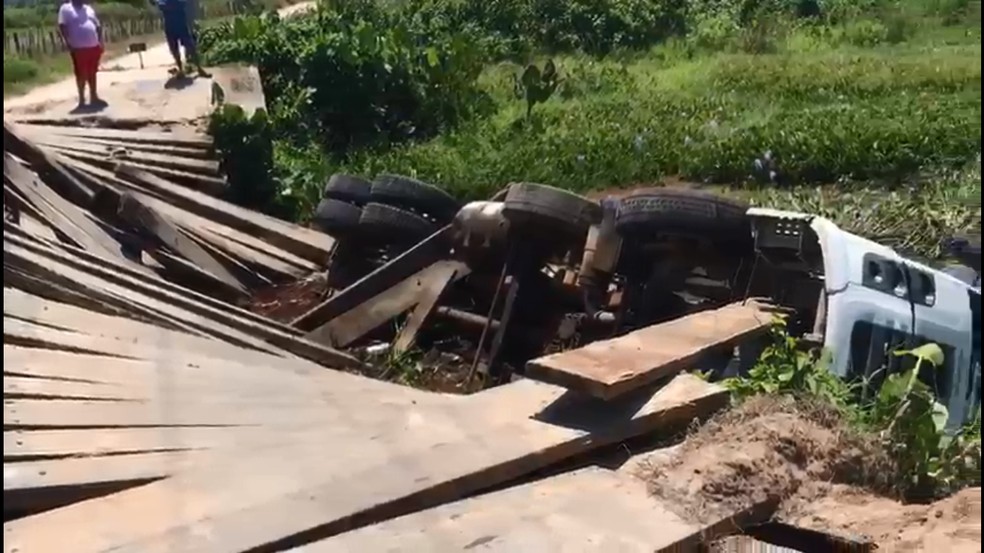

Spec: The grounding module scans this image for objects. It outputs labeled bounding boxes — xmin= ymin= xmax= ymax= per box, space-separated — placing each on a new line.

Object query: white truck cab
xmin=748 ymin=208 xmax=981 ymax=430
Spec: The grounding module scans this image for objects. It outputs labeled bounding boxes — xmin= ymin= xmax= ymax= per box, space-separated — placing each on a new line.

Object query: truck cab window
xmin=849 ymin=321 xmax=954 ymax=402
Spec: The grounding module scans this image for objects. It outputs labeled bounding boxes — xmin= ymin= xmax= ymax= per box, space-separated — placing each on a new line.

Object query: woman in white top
xmin=57 ymin=0 xmax=104 ymax=107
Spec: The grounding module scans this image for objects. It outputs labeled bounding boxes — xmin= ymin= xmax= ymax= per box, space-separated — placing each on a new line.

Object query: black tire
xmin=370 ymin=174 xmax=461 ymax=221
xmin=312 ymin=198 xmax=362 ymax=235
xmin=501 ymin=182 xmax=602 ymax=238
xmin=323 ymin=174 xmax=372 ymax=205
xmin=359 ymin=202 xmax=439 ymax=242
xmin=615 ymin=188 xmax=751 ymax=246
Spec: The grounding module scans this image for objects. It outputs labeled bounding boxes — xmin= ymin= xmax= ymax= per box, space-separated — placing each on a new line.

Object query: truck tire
xmin=323 ymin=174 xmax=372 ymax=205
xmin=312 ymin=198 xmax=362 ymax=235
xmin=359 ymin=202 xmax=438 ymax=242
xmin=615 ymin=188 xmax=751 ymax=246
xmin=371 ymin=174 xmax=461 ymax=222
xmin=501 ymin=182 xmax=602 ymax=239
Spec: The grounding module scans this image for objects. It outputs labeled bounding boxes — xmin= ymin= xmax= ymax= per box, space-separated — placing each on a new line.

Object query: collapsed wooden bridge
xmin=3 ymin=120 xmax=802 ymax=552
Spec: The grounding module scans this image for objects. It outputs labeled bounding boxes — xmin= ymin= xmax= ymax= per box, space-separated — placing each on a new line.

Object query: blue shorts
xmin=163 ymin=9 xmax=193 ymax=49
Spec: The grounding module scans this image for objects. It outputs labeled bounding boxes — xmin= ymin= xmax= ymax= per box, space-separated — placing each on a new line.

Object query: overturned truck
xmin=299 ymin=176 xmax=982 ymax=428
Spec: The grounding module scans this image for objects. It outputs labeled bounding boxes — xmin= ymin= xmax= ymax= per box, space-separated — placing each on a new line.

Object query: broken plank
xmin=118 ymin=191 xmax=249 ymax=296
xmin=4 ymin=153 xmax=133 ymax=265
xmin=308 ymin=260 xmax=469 ymax=348
xmin=393 ymin=266 xmax=458 ymax=354
xmin=293 ymin=225 xmax=452 ymax=330
xmin=117 ymin=164 xmax=336 ymax=265
xmin=3 ymin=121 xmax=93 ymax=207
xmin=526 ymin=301 xmax=774 ymax=400
xmin=2 ymin=375 xmax=726 ymax=553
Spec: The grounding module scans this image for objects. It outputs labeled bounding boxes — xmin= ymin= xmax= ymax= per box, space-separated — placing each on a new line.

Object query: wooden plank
xmin=309 ymin=260 xmax=469 ymax=348
xmin=4 ymin=239 xmax=293 ymax=356
xmin=5 ymin=230 xmax=335 ymax=352
xmin=20 ymin=124 xmax=213 ymax=149
xmin=4 ymin=377 xmax=135 ymax=401
xmin=3 ymin=121 xmax=93 ymax=207
xmin=36 ymin=135 xmax=213 ymax=160
xmin=118 ymin=191 xmax=249 ymax=296
xmin=2 ymin=375 xmax=727 ymax=553
xmin=4 ymin=452 xmax=177 ymax=519
xmin=526 ymin=301 xmax=774 ymax=400
xmin=293 ymin=225 xmax=452 ymax=330
xmin=301 ymin=468 xmax=704 ymax=552
xmin=39 ymin=141 xmax=221 ymax=177
xmin=131 ymin=187 xmax=319 ymax=276
xmin=117 ymin=164 xmax=336 ymax=266
xmin=393 ymin=267 xmax=457 ymax=354
xmin=4 ymin=153 xmax=131 ymax=264
xmin=55 ymin=148 xmax=228 ymax=197
xmin=4 ymin=254 xmax=205 ymax=336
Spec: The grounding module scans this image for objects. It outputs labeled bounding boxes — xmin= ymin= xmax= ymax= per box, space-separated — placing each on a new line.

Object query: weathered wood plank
xmin=116 ymin=165 xmax=336 ymax=266
xmin=40 ymin=141 xmax=221 ymax=177
xmin=118 ymin=191 xmax=249 ymax=296
xmin=299 ymin=468 xmax=701 ymax=553
xmin=526 ymin=301 xmax=774 ymax=399
xmin=3 ymin=121 xmax=93 ymax=207
xmin=6 ymin=234 xmax=361 ymax=368
xmin=308 ymin=260 xmax=469 ymax=348
xmin=55 ymin=148 xmax=228 ymax=197
xmin=4 ymin=153 xmax=130 ymax=264
xmin=19 ymin=124 xmax=213 ymax=149
xmin=293 ymin=225 xmax=452 ymax=331
xmin=3 ymin=375 xmax=727 ymax=553
xmin=393 ymin=268 xmax=457 ymax=354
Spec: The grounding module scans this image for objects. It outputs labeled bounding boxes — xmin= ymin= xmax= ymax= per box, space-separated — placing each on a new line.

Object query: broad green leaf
xmin=895 ymin=343 xmax=945 ymax=368
xmin=425 ymin=47 xmax=440 ymax=68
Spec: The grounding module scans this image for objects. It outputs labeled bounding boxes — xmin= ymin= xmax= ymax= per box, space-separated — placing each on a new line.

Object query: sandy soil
xmin=637 ymin=396 xmax=981 ymax=551
xmin=787 ymin=484 xmax=981 ymax=552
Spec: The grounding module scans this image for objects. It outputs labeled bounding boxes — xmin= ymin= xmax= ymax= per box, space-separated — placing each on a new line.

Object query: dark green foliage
xmin=199 ymin=2 xmax=491 ymax=153
xmin=207 ymin=103 xmax=289 ymax=217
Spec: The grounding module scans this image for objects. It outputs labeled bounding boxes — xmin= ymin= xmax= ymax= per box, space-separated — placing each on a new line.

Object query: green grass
xmin=279 ymin=31 xmax=980 ymax=256
xmin=3 ymin=55 xmax=73 ymax=97
xmin=202 ymin=0 xmax=980 ymax=257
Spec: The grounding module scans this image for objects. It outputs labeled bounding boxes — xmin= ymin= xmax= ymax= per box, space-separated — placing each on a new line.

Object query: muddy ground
xmin=638 ymin=396 xmax=981 ymax=551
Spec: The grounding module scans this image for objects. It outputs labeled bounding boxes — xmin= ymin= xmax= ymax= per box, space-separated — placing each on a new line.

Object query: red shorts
xmin=70 ymin=45 xmax=103 ymax=81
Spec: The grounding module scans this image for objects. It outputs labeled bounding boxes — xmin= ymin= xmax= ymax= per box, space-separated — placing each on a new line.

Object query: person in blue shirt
xmin=155 ymin=0 xmax=207 ymax=77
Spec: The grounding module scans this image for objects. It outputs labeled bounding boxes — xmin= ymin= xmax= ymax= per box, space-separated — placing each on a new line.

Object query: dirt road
xmin=4 ymin=2 xmax=313 ymax=121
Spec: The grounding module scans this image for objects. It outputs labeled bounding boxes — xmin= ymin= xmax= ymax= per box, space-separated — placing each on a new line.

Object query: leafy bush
xmin=200 ymin=3 xmax=491 ymax=153
xmin=207 ymin=102 xmax=287 ymax=217
xmin=725 ymin=324 xmax=982 ymax=499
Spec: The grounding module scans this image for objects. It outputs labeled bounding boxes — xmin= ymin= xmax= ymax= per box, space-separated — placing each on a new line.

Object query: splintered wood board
xmin=527 ymin=301 xmax=774 ymax=399
xmin=4 ymin=375 xmax=727 ymax=553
